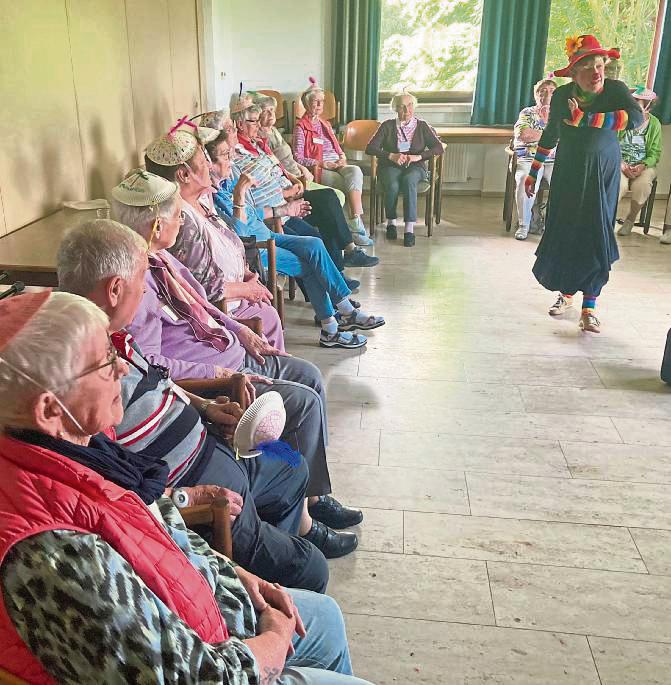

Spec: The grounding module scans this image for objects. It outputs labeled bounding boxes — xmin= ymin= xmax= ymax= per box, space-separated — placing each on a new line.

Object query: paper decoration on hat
xmin=301 ymin=76 xmax=324 ymax=107
xmin=0 ymin=291 xmax=51 ymax=353
xmin=230 ymin=93 xmax=254 ymax=114
xmin=146 ymin=130 xmax=198 ymax=166
xmin=631 ymin=85 xmax=657 ymax=101
xmin=111 ymin=169 xmax=178 ymax=207
xmin=232 ymin=391 xmax=300 ymax=466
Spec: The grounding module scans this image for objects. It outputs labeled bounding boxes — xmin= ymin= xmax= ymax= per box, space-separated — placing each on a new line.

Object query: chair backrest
xmin=257 ymin=89 xmax=285 ymax=120
xmin=341 ymin=120 xmax=381 ymax=152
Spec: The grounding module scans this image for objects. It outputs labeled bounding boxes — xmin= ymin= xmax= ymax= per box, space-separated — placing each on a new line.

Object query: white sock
xmin=387 ymin=218 xmax=397 ymax=226
xmin=321 ymin=317 xmax=338 ymax=335
xmin=404 ymin=222 xmax=415 ymax=234
xmin=335 ymin=297 xmax=355 ymax=316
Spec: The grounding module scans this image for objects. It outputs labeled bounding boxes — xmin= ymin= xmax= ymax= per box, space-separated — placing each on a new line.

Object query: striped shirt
xmin=397 ymin=117 xmax=418 ymax=148
xmin=293 ymin=119 xmax=341 ymax=166
xmin=113 ymin=331 xmax=214 ymax=485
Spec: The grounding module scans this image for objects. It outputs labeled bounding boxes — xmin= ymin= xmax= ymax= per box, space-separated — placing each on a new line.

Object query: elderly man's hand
xmin=179 ymin=485 xmax=243 ymax=523
xmin=321 ymin=161 xmax=339 ymax=171
xmin=524 ymin=175 xmax=536 ymax=198
xmin=286 ymin=199 xmax=312 ymax=218
xmin=236 ymin=325 xmax=290 ymax=364
xmin=630 ymin=163 xmax=645 ymax=178
xmin=204 ymin=396 xmax=244 ymax=438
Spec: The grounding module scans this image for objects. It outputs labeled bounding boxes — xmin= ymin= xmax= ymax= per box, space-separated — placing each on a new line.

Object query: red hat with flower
xmin=553 ymin=34 xmax=620 ymax=78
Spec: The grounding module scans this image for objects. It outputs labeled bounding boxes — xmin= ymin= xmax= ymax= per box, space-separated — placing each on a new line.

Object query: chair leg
xmin=275 ymin=284 xmax=285 ymax=328
xmin=643 ymin=180 xmax=657 ymax=234
xmin=288 ymin=277 xmax=296 ymax=301
xmin=434 ymin=159 xmax=443 ymax=225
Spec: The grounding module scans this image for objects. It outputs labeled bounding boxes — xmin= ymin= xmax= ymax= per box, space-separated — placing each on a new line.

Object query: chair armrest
xmin=181 ymin=497 xmax=233 ymax=558
xmin=237 ymin=316 xmax=263 ymax=336
xmin=213 ymin=298 xmax=229 ymax=314
xmin=176 ymin=373 xmax=248 ymax=408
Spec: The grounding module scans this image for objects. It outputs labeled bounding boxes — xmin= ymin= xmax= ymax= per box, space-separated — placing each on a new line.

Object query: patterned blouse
xmin=1 ymin=497 xmax=260 ymax=684
xmin=513 ymin=106 xmax=556 ymax=162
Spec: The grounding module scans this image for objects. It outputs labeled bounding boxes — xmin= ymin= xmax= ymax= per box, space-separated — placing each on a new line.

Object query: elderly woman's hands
xmin=236 ymin=325 xmax=290 ymax=364
xmin=204 ymin=396 xmax=244 ymax=438
xmin=284 ymin=199 xmax=312 ymax=218
xmin=388 ymin=152 xmax=407 ymax=166
xmin=243 ymin=273 xmax=273 ymax=305
xmin=298 ymin=164 xmax=314 ymax=183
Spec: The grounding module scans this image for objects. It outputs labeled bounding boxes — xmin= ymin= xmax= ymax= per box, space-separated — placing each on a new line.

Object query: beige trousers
xmin=619 ymin=167 xmax=657 ymax=206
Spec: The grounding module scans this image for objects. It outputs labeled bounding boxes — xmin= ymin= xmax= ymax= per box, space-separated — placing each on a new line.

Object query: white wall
xmin=207 ymin=0 xmax=332 ymax=111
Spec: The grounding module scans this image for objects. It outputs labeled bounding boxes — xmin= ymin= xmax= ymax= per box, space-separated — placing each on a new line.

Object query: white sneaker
xmin=352 ymin=231 xmax=373 ymax=246
xmin=515 ymin=224 xmax=529 ymax=240
xmin=617 ymin=219 xmax=634 ymax=236
xmin=347 ymin=217 xmax=366 ymax=236
xmin=661 ymin=229 xmax=671 ymax=245
xmin=579 ymin=311 xmax=600 ymax=333
xmin=549 ymin=294 xmax=573 ymax=316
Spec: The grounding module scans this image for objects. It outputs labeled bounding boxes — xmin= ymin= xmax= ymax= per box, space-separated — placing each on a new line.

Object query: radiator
xmin=443 ymin=144 xmax=469 ymax=183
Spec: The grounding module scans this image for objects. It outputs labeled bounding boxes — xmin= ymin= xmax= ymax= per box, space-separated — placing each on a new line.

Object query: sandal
xmin=338 ymin=311 xmax=386 ymax=332
xmin=319 ymin=330 xmax=368 ymax=349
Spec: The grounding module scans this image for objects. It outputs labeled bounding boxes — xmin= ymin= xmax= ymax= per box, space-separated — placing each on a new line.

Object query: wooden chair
xmin=258 ymin=89 xmax=288 ymax=131
xmin=640 ymin=178 xmax=658 ymax=235
xmin=504 ymin=141 xmax=549 ymax=234
xmin=292 ymin=90 xmax=341 ymax=131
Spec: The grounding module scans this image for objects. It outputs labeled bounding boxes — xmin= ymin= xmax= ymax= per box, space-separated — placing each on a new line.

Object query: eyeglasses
xmin=214 ymin=150 xmax=232 ymax=161
xmin=245 ymin=118 xmax=260 ymax=124
xmin=74 ymin=338 xmax=120 ymax=380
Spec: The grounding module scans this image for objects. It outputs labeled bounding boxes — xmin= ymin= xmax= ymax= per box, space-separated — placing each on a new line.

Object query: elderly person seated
xmin=293 ymin=79 xmax=369 ymax=242
xmin=57 ymin=217 xmax=347 ymax=587
xmin=366 ymin=91 xmax=444 ymax=247
xmin=230 ymin=102 xmax=377 ymax=265
xmin=254 ymin=95 xmax=346 ymax=206
xmin=511 ymin=79 xmax=557 ymax=240
xmin=107 ymin=175 xmax=361 ymax=558
xmin=617 ymin=86 xmax=663 ymax=240
xmin=202 ymin=131 xmax=386 ymax=348
xmin=0 ymin=291 xmax=374 ymax=684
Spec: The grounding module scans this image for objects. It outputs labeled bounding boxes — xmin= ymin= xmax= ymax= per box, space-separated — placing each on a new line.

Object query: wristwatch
xmin=171 ymin=488 xmax=190 ymax=508
xmin=200 ymin=398 xmax=216 ymax=419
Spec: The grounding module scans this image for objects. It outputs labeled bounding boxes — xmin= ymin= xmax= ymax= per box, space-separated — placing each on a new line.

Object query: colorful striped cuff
xmin=570 ymin=107 xmax=585 ymax=127
xmin=585 ymin=110 xmax=629 ymax=130
xmin=529 ymin=145 xmax=552 ymax=179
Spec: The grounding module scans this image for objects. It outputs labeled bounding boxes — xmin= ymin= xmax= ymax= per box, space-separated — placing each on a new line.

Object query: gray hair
xmin=110 ymin=195 xmax=180 ymax=242
xmin=198 ymin=108 xmax=230 ymax=130
xmin=301 ymin=87 xmax=325 ymax=109
xmin=534 ymin=79 xmax=557 ymax=95
xmin=231 ymin=103 xmax=262 ymax=124
xmin=390 ymin=91 xmax=418 ymax=111
xmin=57 ymin=218 xmax=148 ymax=296
xmin=0 ymin=292 xmax=109 ymax=430
xmin=254 ymin=95 xmax=277 ymax=110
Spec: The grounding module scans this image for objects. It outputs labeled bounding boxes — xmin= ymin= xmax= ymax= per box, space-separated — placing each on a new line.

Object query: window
xmin=544 ymin=0 xmax=660 ymax=86
xmin=378 ymin=0 xmax=483 ymax=101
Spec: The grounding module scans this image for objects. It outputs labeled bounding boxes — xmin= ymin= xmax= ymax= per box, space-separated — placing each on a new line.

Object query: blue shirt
xmin=213 ymin=176 xmax=273 ymax=241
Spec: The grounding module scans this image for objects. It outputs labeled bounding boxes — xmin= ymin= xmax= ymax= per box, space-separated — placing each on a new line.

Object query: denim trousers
xmin=378 ymin=164 xmax=426 ymax=222
xmin=276 ymin=589 xmax=374 ymax=685
xmin=273 ymin=233 xmax=351 ymax=320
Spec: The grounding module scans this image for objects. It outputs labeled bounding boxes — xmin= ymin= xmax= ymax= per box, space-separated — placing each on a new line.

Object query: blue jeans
xmin=378 ymin=164 xmax=427 ymax=222
xmin=278 ymin=589 xmax=374 ymax=685
xmin=273 ymin=234 xmax=351 ymax=320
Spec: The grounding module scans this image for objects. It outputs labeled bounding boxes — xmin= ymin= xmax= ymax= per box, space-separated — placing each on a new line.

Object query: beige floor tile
xmin=350 ymin=508 xmax=404 ymax=554
xmin=357 ymin=350 xmax=468 ymax=380
xmin=464 ymin=353 xmax=604 ymax=387
xmin=381 ymin=433 xmax=570 ymax=477
xmin=326 ymin=428 xmax=379 ymax=465
xmin=467 ymin=473 xmax=671 ymax=528
xmin=589 ymin=636 xmax=671 ymax=685
xmin=328 ymin=551 xmax=493 ymax=624
xmin=591 ymin=358 xmax=667 ymax=392
xmin=520 ymin=385 xmax=671 ymax=419
xmin=345 ymin=614 xmax=600 ymax=685
xmin=611 ymin=417 xmax=671 ymax=446
xmin=489 ymin=562 xmax=671 ymax=642
xmin=404 ymin=512 xmax=645 ymax=572
xmin=629 ymin=528 xmax=671 ymax=575
xmin=329 ymin=463 xmax=469 ymax=514
xmin=362 ymin=407 xmax=622 ymax=442
xmin=326 ymin=401 xmax=363 ymax=437
xmin=562 ymin=441 xmax=671 ymax=484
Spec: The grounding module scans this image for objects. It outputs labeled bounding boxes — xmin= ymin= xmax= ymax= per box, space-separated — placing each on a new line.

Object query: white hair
xmin=301 ymin=87 xmax=325 ymax=109
xmin=231 ymin=103 xmax=261 ymax=124
xmin=0 ymin=292 xmax=109 ymax=430
xmin=199 ymin=108 xmax=230 ymax=129
xmin=110 ymin=196 xmax=180 ymax=242
xmin=255 ymin=95 xmax=277 ymax=110
xmin=390 ymin=91 xmax=418 ymax=111
xmin=57 ymin=218 xmax=148 ymax=296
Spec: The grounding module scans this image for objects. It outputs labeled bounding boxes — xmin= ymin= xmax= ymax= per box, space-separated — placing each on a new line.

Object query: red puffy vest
xmin=294 ymin=115 xmax=342 ymax=184
xmin=0 ymin=434 xmax=229 ymax=684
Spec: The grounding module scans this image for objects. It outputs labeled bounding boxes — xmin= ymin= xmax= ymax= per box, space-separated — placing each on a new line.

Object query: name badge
xmin=398 ymin=141 xmax=411 ymax=153
xmin=162 ymin=304 xmax=179 ymax=321
xmin=312 ymin=137 xmax=324 ymax=145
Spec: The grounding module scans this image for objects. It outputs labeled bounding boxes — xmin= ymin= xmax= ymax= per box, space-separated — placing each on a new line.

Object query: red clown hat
xmin=553 ymin=35 xmax=620 ymax=78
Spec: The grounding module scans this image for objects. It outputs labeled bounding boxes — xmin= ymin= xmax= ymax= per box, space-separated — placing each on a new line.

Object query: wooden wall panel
xmin=125 ymin=0 xmax=176 ymax=156
xmin=66 ymin=0 xmax=138 ymax=199
xmin=168 ymin=0 xmax=202 ymax=119
xmin=0 ymin=1 xmax=86 ymax=232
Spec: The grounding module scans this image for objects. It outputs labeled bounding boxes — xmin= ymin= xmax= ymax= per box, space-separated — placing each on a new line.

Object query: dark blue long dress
xmin=532 ymin=79 xmax=643 ymax=296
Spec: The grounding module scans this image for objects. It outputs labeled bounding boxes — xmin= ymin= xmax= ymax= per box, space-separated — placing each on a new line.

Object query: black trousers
xmin=178 ymin=440 xmax=328 ymax=593
xmin=286 ymin=187 xmax=351 ymax=271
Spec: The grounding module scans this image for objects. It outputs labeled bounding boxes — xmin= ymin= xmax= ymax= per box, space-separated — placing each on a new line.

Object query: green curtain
xmin=471 ymin=0 xmax=551 ymax=126
xmin=333 ymin=0 xmax=381 ymax=123
xmin=652 ymin=0 xmax=671 ymax=124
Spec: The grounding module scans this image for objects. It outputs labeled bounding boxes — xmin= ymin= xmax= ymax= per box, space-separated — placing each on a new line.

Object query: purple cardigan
xmin=127 ymin=250 xmax=246 ymax=380
xmin=365 ymin=118 xmax=443 ymax=170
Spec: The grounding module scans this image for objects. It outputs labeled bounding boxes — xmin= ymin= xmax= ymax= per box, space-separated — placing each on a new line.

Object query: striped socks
xmin=582 ymin=294 xmax=597 ymax=312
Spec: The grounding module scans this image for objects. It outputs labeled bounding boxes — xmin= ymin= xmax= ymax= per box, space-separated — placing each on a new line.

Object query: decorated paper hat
xmin=230 ymin=93 xmax=254 ymax=115
xmin=191 ymin=109 xmax=229 ymax=129
xmin=0 ymin=291 xmax=51 ymax=353
xmin=553 ymin=35 xmax=620 ymax=78
xmin=195 ymin=126 xmax=220 ymax=144
xmin=111 ymin=169 xmax=178 ymax=207
xmin=146 ymin=129 xmax=199 ymax=166
xmin=233 ymin=391 xmax=286 ymax=458
xmin=631 ymin=85 xmax=657 ymax=101
xmin=300 ymin=76 xmax=324 ymax=107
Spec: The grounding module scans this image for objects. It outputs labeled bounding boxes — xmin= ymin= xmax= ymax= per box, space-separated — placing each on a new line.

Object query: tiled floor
xmin=283 ymin=196 xmax=671 ymax=684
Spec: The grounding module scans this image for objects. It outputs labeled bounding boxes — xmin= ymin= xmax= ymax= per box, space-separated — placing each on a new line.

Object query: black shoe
xmin=386 ymin=224 xmax=397 ymax=240
xmin=308 ymin=495 xmax=364 ymax=529
xmin=344 ymin=276 xmax=360 ymax=291
xmin=302 ymin=519 xmax=358 ymax=558
xmin=343 ymin=249 xmax=379 ymax=268
xmin=403 ymin=232 xmax=415 ymax=247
